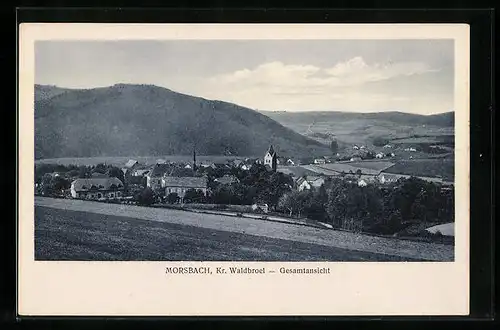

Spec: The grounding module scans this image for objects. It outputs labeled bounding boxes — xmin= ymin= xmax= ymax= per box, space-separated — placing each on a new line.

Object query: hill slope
xmin=34 ymin=84 xmax=330 ymax=159
xmin=34 ymin=85 xmax=73 ymax=102
xmin=262 ymin=110 xmax=454 ymax=146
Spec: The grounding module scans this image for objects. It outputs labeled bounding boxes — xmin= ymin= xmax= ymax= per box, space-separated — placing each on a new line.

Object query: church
xmin=264 ymin=145 xmax=278 ymax=171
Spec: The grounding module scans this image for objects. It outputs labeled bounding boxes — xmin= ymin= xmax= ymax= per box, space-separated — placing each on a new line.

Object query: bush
xmin=135 ymin=187 xmax=155 ymax=206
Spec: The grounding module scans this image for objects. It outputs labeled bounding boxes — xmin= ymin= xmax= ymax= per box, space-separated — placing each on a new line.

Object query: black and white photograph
xmin=19 ymin=23 xmax=471 ymax=316
xmin=32 ymin=37 xmax=458 ymax=263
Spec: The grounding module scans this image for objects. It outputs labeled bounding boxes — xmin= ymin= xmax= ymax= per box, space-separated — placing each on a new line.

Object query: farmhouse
xmin=163 ymin=176 xmax=208 ymax=202
xmin=70 ymin=177 xmax=124 ymax=200
xmin=146 ymin=163 xmax=172 ymax=190
xmin=296 ymin=176 xmax=326 ymax=191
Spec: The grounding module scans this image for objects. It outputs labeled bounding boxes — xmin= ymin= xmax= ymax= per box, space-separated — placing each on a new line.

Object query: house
xmin=241 ymin=164 xmax=251 ymax=171
xmin=376 ymin=152 xmax=385 ymax=159
xmin=163 ymin=176 xmax=208 ymax=203
xmin=132 ymin=169 xmax=150 ymax=177
xmin=121 ymin=159 xmax=140 ymax=177
xmin=264 ymin=145 xmax=278 ymax=171
xmin=124 ymin=159 xmax=139 ymax=169
xmin=360 ymin=145 xmax=366 ymax=149
xmin=357 ymin=179 xmax=368 ymax=187
xmin=232 ymin=159 xmax=243 ymax=167
xmin=70 ymin=177 xmax=124 ymax=200
xmin=156 ymin=159 xmax=167 ymax=164
xmin=353 ymin=145 xmax=360 ymax=150
xmin=286 ymin=158 xmax=295 ymax=166
xmin=383 ymin=144 xmax=392 ymax=148
xmin=146 ymin=164 xmax=172 ymax=190
xmin=314 ymin=158 xmax=326 ymax=165
xmin=252 ymin=203 xmax=269 ymax=213
xmin=350 ymin=156 xmax=362 ymax=162
xmin=297 ymin=176 xmax=326 ymax=191
xmin=214 ymin=175 xmax=239 ymax=185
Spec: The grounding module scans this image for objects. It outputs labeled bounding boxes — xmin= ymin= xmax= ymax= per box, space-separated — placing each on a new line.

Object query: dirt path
xmin=34 ymin=197 xmax=454 ymax=261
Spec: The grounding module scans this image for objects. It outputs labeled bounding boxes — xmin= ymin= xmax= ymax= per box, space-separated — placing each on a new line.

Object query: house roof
xmin=215 ymin=175 xmax=239 ymax=185
xmin=71 ymin=177 xmax=124 ymax=192
xmin=162 ymin=176 xmax=208 ymax=189
xmin=124 ymin=159 xmax=138 ymax=168
xmin=149 ymin=163 xmax=172 ymax=177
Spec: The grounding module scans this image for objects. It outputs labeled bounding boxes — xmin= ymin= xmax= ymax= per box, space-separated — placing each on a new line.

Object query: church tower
xmin=264 ymin=145 xmax=277 ymax=171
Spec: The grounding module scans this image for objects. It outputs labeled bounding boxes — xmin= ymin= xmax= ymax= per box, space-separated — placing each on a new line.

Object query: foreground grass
xmin=35 ymin=206 xmax=416 ymax=261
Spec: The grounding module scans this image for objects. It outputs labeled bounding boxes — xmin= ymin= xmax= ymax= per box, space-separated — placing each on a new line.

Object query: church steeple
xmin=264 ymin=144 xmax=277 ymax=172
xmin=267 ymin=145 xmax=275 ymax=156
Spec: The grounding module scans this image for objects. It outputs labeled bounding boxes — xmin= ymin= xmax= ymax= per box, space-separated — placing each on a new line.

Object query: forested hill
xmin=34 ymin=84 xmax=331 ymax=159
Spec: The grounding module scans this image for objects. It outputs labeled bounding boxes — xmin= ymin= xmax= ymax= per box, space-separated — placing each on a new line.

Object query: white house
xmin=146 ymin=164 xmax=171 ymax=190
xmin=353 ymin=145 xmax=360 ymax=150
xmin=163 ymin=176 xmax=208 ymax=202
xmin=314 ymin=158 xmax=326 ymax=165
xmin=252 ymin=203 xmax=269 ymax=213
xmin=297 ymin=176 xmax=326 ymax=191
xmin=357 ymin=179 xmax=368 ymax=187
xmin=376 ymin=152 xmax=385 ymax=159
xmin=70 ymin=177 xmax=124 ymax=200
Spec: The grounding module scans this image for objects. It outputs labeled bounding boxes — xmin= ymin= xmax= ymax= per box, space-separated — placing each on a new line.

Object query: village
xmin=34 ymin=142 xmax=455 ymax=240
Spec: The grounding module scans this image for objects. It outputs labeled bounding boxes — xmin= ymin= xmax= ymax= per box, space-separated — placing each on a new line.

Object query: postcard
xmin=18 ymin=23 xmax=470 ymax=316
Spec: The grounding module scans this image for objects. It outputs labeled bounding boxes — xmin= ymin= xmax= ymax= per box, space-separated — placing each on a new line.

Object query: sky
xmin=35 ymin=39 xmax=454 ymax=114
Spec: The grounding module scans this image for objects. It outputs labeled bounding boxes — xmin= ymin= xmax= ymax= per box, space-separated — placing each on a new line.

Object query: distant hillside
xmin=34 ymin=85 xmax=73 ymax=102
xmin=261 ymin=110 xmax=455 ymax=147
xmin=34 ymin=84 xmax=330 ymax=160
xmin=262 ymin=111 xmax=454 ymax=127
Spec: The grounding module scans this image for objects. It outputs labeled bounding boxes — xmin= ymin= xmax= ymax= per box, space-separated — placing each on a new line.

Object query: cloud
xmin=211 ymin=57 xmax=438 ymax=90
xmin=186 ymin=57 xmax=448 ymax=113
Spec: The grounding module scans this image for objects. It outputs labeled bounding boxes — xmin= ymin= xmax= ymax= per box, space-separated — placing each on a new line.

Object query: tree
xmin=184 ymin=189 xmax=205 ymax=203
xmin=277 ymin=190 xmax=309 ymax=217
xmin=78 ymin=165 xmax=91 ymax=178
xmin=278 ymin=191 xmax=299 ymax=216
xmin=93 ymin=163 xmax=107 ymax=174
xmin=166 ymin=192 xmax=179 ymax=204
xmin=107 ymin=166 xmax=125 ymax=184
xmin=136 ymin=187 xmax=155 ymax=206
xmin=330 ymin=139 xmax=339 ymax=153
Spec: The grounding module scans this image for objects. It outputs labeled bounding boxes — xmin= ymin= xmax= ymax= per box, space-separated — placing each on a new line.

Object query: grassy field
xmin=35 ymin=206 xmax=413 ymax=261
xmin=384 ymin=158 xmax=454 ymax=181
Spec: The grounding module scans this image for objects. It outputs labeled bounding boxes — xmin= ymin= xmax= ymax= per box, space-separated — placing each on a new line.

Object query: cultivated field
xmin=34 ymin=197 xmax=454 ymax=261
xmin=384 ymin=158 xmax=455 ymax=182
